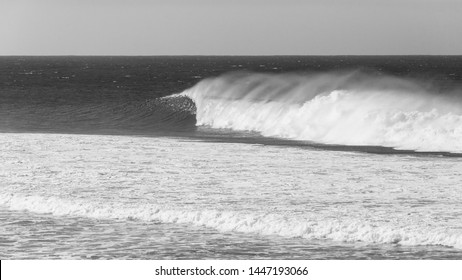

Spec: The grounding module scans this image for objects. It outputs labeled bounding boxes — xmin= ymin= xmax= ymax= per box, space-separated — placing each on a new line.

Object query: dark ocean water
xmin=1 ymin=56 xmax=461 ymax=136
xmin=1 ymin=56 xmax=462 ymax=259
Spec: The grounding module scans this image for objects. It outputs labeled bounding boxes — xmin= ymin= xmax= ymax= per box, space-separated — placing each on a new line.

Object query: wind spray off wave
xmin=182 ymin=72 xmax=462 ymax=153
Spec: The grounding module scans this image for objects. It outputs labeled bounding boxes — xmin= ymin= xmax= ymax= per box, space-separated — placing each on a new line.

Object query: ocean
xmin=1 ymin=56 xmax=462 ymax=259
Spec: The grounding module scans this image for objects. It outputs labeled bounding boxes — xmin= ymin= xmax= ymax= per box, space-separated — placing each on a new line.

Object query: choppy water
xmin=1 ymin=56 xmax=462 ymax=259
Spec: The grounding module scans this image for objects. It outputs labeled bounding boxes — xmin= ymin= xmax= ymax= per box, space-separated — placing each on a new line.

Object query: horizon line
xmin=1 ymin=54 xmax=462 ymax=57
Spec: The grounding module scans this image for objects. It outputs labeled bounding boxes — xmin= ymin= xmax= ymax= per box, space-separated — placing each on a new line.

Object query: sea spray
xmin=182 ymin=71 xmax=462 ymax=152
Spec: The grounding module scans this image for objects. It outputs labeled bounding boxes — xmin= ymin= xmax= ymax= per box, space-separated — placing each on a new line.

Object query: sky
xmin=1 ymin=0 xmax=461 ymax=55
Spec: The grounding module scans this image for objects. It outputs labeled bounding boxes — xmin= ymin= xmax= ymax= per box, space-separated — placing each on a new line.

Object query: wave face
xmin=182 ymin=71 xmax=462 ymax=153
xmin=0 ymin=94 xmax=197 ymax=134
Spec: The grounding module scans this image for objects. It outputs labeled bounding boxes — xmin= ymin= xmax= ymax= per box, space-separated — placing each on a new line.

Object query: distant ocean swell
xmin=1 ymin=193 xmax=461 ymax=249
xmin=173 ymin=71 xmax=462 ymax=153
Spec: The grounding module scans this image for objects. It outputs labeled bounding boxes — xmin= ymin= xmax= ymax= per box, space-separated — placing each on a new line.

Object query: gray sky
xmin=1 ymin=0 xmax=461 ymax=55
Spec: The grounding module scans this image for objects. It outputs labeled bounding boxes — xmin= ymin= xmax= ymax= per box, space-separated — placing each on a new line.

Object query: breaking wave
xmin=1 ymin=194 xmax=461 ymax=249
xmin=181 ymin=71 xmax=462 ymax=153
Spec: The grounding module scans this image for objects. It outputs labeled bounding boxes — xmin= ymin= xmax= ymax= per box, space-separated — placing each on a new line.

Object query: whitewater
xmin=1 ymin=132 xmax=462 ymax=259
xmin=183 ymin=72 xmax=462 ymax=153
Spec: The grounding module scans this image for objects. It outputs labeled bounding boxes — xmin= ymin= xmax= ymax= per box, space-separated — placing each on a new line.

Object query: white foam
xmin=183 ymin=72 xmax=462 ymax=152
xmin=1 ymin=132 xmax=462 ymax=252
xmin=1 ymin=193 xmax=461 ymax=249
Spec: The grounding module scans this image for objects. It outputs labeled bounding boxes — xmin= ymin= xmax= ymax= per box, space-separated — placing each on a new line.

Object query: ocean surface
xmin=1 ymin=56 xmax=462 ymax=259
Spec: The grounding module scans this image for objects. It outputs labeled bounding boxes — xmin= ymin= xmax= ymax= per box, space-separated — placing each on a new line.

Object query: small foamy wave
xmin=1 ymin=194 xmax=461 ymax=249
xmin=181 ymin=72 xmax=462 ymax=153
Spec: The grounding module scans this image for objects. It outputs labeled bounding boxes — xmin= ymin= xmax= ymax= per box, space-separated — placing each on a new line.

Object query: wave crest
xmin=182 ymin=71 xmax=462 ymax=152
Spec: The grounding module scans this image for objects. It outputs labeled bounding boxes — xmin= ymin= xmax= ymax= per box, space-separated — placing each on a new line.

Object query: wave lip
xmin=1 ymin=194 xmax=461 ymax=250
xmin=181 ymin=71 xmax=462 ymax=153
